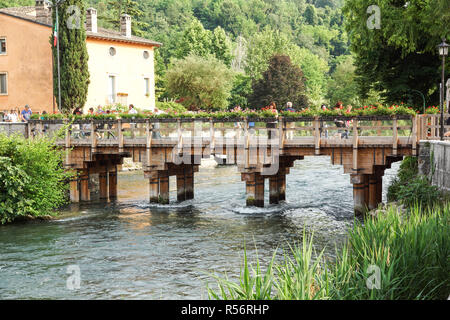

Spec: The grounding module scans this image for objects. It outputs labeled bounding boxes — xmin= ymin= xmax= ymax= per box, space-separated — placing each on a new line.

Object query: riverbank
xmin=208 ymin=202 xmax=449 ymax=300
xmin=207 ymin=156 xmax=450 ymax=300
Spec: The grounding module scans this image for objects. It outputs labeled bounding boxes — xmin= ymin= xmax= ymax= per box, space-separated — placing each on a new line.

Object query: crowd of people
xmin=1 ymin=105 xmax=34 ymax=123
xmin=1 ymin=102 xmax=449 ymax=138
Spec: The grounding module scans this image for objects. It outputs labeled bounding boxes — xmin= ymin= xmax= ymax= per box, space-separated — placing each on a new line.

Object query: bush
xmin=166 ymin=54 xmax=235 ymax=111
xmin=0 ymin=134 xmax=73 ymax=224
xmin=156 ymin=101 xmax=187 ymax=114
xmin=388 ymin=156 xmax=441 ymax=208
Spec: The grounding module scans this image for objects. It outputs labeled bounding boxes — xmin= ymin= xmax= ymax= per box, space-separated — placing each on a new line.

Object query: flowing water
xmin=0 ymin=156 xmax=399 ymax=299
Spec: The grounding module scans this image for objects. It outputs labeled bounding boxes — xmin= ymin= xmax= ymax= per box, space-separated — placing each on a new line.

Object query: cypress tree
xmin=52 ymin=0 xmax=90 ymax=114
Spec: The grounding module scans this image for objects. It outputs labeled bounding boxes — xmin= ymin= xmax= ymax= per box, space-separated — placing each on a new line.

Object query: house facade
xmin=0 ymin=1 xmax=160 ymax=114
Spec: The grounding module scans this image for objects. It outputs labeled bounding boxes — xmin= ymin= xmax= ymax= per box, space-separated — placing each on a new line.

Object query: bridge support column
xmin=368 ymin=174 xmax=378 ymax=210
xmin=269 ymin=176 xmax=279 ymax=204
xmin=69 ymin=179 xmax=80 ymax=203
xmin=185 ymin=166 xmax=194 ymax=200
xmin=243 ymin=173 xmax=264 ymax=207
xmin=149 ymin=176 xmax=159 ymax=203
xmin=159 ymin=170 xmax=170 ymax=204
xmin=177 ymin=171 xmax=186 ymax=202
xmin=351 ymin=174 xmax=368 ymax=215
xmin=109 ymin=167 xmax=118 ymax=200
xmin=278 ymin=169 xmax=287 ymax=202
xmin=80 ymin=169 xmax=90 ymax=202
xmin=376 ymin=176 xmax=383 ymax=205
xmin=99 ymin=170 xmax=108 ymax=200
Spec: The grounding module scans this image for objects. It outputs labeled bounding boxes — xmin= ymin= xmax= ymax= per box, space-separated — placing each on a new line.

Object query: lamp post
xmin=438 ymin=38 xmax=449 ymax=140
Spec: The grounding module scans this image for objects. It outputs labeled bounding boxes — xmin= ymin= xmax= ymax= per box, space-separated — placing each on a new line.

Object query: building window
xmin=0 ymin=73 xmax=7 ymax=95
xmin=0 ymin=38 xmax=6 ymax=55
xmin=144 ymin=78 xmax=150 ymax=96
xmin=108 ymin=75 xmax=116 ymax=103
xmin=109 ymin=47 xmax=116 ymax=56
xmin=143 ymin=51 xmax=149 ymax=59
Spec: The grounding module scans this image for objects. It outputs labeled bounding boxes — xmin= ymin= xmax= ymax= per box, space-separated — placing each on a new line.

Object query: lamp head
xmin=438 ymin=38 xmax=449 ymax=56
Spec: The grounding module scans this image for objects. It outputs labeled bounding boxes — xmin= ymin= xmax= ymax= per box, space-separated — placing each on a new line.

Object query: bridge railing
xmin=23 ymin=116 xmax=421 ymax=162
xmin=418 ymin=114 xmax=450 ymax=141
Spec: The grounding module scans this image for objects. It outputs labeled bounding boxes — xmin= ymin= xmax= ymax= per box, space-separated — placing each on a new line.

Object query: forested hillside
xmin=1 ymin=0 xmax=448 ymax=110
xmin=84 ymin=0 xmax=349 ymax=108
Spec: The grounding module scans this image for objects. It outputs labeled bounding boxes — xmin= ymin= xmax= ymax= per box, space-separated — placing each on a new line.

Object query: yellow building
xmin=0 ymin=2 xmax=161 ymax=113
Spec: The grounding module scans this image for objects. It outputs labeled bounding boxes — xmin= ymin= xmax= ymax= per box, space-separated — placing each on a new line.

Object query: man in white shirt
xmin=128 ymin=104 xmax=138 ymax=114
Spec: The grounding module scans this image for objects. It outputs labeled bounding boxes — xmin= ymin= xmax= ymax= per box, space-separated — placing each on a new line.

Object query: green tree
xmin=326 ymin=55 xmax=360 ymax=106
xmin=288 ymin=46 xmax=329 ymax=105
xmin=248 ymin=55 xmax=309 ymax=110
xmin=176 ymin=18 xmax=212 ymax=59
xmin=103 ymin=0 xmax=148 ymax=37
xmin=166 ymin=54 xmax=235 ymax=111
xmin=52 ymin=0 xmax=90 ymax=114
xmin=0 ymin=0 xmax=32 ymax=7
xmin=228 ymin=73 xmax=252 ymax=109
xmin=343 ymin=0 xmax=450 ymax=107
xmin=211 ymin=26 xmax=233 ymax=66
xmin=304 ymin=4 xmax=318 ymax=25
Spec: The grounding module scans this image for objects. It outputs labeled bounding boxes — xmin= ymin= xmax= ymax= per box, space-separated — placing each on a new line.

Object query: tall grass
xmin=207 ymin=205 xmax=449 ymax=300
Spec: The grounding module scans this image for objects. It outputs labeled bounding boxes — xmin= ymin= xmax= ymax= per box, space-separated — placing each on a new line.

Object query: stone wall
xmin=0 ymin=122 xmax=27 ymax=137
xmin=419 ymin=140 xmax=450 ymax=193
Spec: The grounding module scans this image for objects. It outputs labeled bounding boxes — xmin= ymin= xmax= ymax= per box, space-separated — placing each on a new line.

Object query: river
xmin=0 ymin=156 xmax=399 ymax=299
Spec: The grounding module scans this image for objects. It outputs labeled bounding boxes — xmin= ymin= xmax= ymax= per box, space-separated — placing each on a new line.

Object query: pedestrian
xmin=152 ymin=107 xmax=163 ymax=139
xmin=41 ymin=111 xmax=49 ymax=132
xmin=445 ymin=115 xmax=450 ymax=137
xmin=342 ymin=105 xmax=353 ymax=139
xmin=20 ymin=105 xmax=32 ymax=122
xmin=320 ymin=104 xmax=328 ymax=138
xmin=128 ymin=104 xmax=138 ymax=114
xmin=285 ymin=102 xmax=295 ymax=140
xmin=72 ymin=107 xmax=83 ymax=116
xmin=266 ymin=102 xmax=278 ymax=140
xmin=10 ymin=109 xmax=18 ymax=123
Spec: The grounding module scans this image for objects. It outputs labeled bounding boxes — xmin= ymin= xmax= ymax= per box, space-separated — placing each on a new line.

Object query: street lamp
xmin=438 ymin=38 xmax=449 ymax=140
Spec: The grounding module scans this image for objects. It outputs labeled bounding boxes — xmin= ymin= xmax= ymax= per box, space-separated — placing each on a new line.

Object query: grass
xmin=207 ymin=204 xmax=450 ymax=300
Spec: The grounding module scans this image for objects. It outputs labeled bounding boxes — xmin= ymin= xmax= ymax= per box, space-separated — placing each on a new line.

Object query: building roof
xmin=0 ymin=6 xmax=162 ymax=47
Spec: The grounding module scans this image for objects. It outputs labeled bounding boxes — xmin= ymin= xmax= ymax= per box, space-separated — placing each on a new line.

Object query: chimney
xmin=86 ymin=8 xmax=97 ymax=33
xmin=35 ymin=0 xmax=50 ymax=25
xmin=120 ymin=14 xmax=132 ymax=38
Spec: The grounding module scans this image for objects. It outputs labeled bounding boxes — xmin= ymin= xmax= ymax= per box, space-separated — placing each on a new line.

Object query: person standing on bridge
xmin=285 ymin=102 xmax=295 ymax=140
xmin=20 ymin=105 xmax=32 ymax=123
xmin=128 ymin=104 xmax=138 ymax=115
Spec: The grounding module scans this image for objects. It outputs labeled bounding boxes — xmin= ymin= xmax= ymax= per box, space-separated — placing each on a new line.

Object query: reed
xmin=207 ymin=204 xmax=449 ymax=300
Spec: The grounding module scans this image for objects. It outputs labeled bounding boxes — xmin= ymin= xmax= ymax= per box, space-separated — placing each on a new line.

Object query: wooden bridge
xmin=21 ymin=114 xmax=449 ymax=215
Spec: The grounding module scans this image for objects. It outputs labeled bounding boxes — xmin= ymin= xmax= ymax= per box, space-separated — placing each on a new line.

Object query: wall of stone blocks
xmin=419 ymin=140 xmax=450 ymax=193
xmin=0 ymin=123 xmax=28 ymax=137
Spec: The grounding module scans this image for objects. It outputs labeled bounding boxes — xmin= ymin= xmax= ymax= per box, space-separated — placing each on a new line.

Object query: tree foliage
xmin=326 ymin=55 xmax=359 ymax=106
xmin=166 ymin=54 xmax=235 ymax=111
xmin=0 ymin=134 xmax=73 ymax=224
xmin=343 ymin=0 xmax=450 ymax=106
xmin=249 ymin=55 xmax=309 ymax=110
xmin=52 ymin=0 xmax=90 ymax=114
xmin=102 ymin=0 xmax=149 ymax=37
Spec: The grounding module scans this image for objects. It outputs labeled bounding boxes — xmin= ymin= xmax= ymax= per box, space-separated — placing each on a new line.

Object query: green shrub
xmin=156 ymin=101 xmax=187 ymax=114
xmin=0 ymin=134 xmax=73 ymax=224
xmin=388 ymin=156 xmax=441 ymax=208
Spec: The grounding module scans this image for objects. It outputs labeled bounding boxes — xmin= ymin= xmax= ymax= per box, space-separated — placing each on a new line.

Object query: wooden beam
xmin=109 ymin=167 xmax=118 ymax=200
xmin=159 ymin=170 xmax=170 ymax=204
xmin=80 ymin=169 xmax=90 ymax=202
xmin=269 ymin=176 xmax=279 ymax=204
